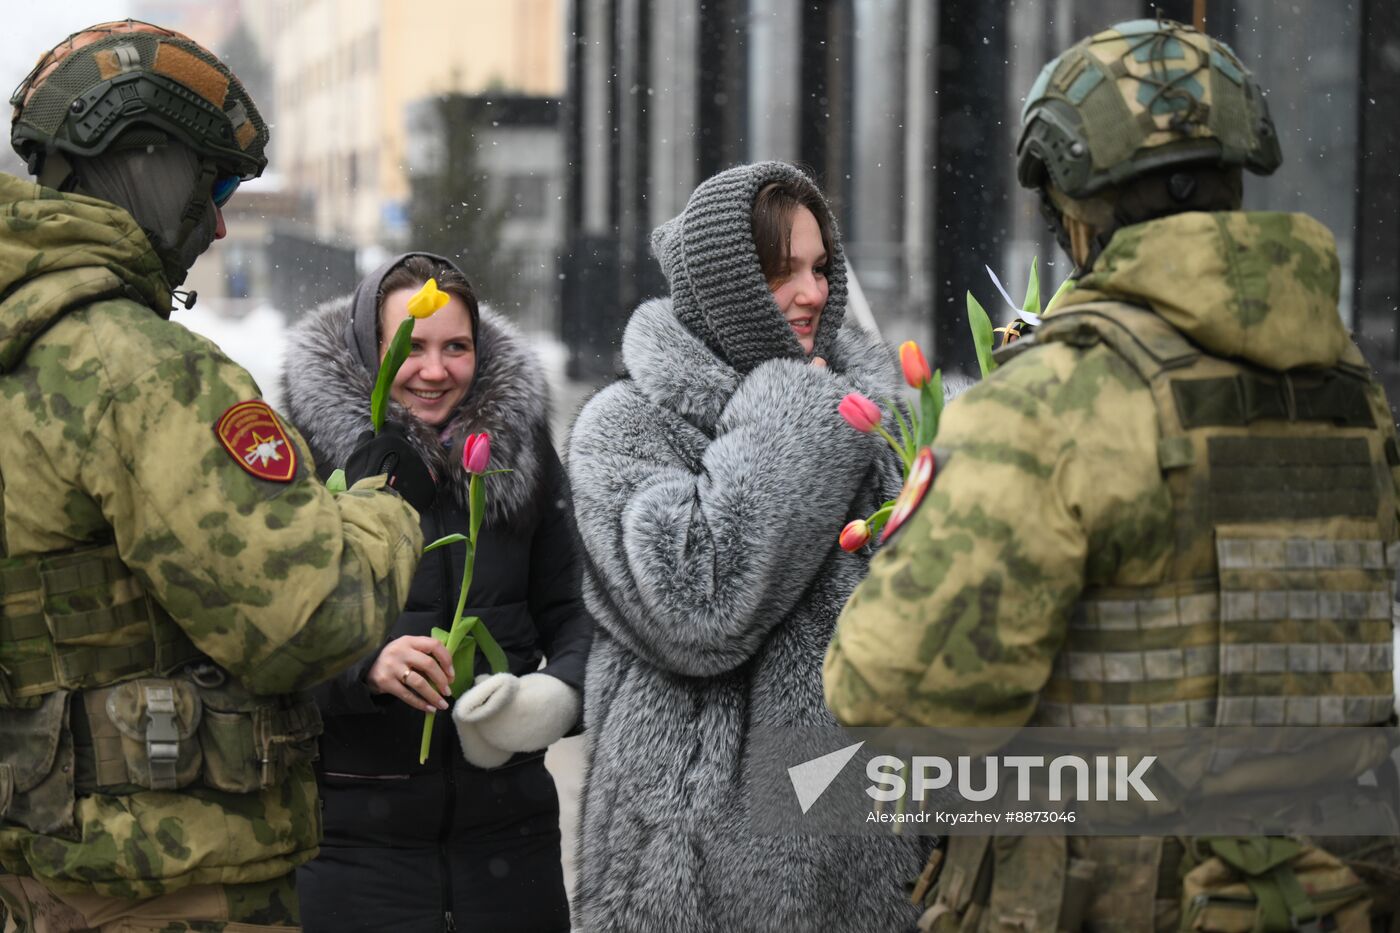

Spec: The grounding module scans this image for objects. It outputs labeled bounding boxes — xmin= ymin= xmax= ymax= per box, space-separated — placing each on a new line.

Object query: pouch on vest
xmin=0 ymin=690 xmax=76 ymax=836
xmin=194 ymin=667 xmax=320 ymax=794
xmin=920 ymin=835 xmax=993 ymax=932
xmin=1180 ymin=837 xmax=1370 ymax=932
xmin=921 ymin=835 xmax=1080 ymax=933
xmin=102 ymin=678 xmax=204 ymax=791
xmin=1314 ymin=835 xmax=1400 ymax=928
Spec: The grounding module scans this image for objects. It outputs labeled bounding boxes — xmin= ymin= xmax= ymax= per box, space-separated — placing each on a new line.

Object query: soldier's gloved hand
xmin=343 ymin=423 xmax=435 ymax=513
xmin=452 ymin=672 xmax=581 ymax=769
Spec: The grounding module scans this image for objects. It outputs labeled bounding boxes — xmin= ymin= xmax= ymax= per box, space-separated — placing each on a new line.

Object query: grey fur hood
xmin=621 ymin=294 xmax=900 ymax=432
xmin=280 ymin=297 xmax=549 ymax=525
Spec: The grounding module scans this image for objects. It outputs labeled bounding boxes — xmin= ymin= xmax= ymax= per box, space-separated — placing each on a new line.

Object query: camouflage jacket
xmin=824 ymin=210 xmax=1398 ymax=730
xmin=0 ymin=174 xmax=423 ymax=897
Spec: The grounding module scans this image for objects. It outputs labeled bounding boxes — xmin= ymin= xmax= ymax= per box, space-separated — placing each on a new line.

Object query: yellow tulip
xmin=406 ymin=277 xmax=452 ymax=319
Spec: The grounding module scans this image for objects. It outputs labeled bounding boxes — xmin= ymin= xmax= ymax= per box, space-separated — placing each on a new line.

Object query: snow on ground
xmin=172 ymin=302 xmax=290 ymax=410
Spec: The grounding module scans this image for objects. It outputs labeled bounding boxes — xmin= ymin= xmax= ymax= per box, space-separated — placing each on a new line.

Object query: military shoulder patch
xmin=214 ymin=400 xmax=297 ymax=483
xmin=880 ymin=446 xmax=941 ymax=543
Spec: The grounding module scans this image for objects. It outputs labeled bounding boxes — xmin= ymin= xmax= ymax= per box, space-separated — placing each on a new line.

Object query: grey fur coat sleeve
xmin=569 ymin=358 xmax=884 ymax=677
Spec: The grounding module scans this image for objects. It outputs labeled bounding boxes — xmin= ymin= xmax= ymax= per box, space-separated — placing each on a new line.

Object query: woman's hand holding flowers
xmin=367 ymin=635 xmax=456 ymax=713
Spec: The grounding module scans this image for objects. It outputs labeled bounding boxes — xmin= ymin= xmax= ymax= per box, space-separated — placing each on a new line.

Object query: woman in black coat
xmin=281 ymin=252 xmax=591 ymax=933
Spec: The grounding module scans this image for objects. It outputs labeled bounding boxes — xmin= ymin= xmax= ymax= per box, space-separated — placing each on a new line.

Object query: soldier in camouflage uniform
xmin=825 ymin=19 xmax=1400 ymax=932
xmin=0 ymin=22 xmax=430 ymax=932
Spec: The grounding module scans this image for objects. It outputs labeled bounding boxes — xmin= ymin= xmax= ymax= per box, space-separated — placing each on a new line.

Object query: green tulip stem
xmin=417 ymin=474 xmax=508 ymax=764
xmin=371 ymin=318 xmax=415 ymax=434
xmin=873 ymin=423 xmax=911 ymax=471
xmin=867 ymin=503 xmax=896 ymax=537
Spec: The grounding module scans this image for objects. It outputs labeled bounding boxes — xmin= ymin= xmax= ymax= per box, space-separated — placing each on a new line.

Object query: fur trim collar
xmin=281 ymin=297 xmax=550 ymax=525
xmin=622 ymin=297 xmax=899 ymax=432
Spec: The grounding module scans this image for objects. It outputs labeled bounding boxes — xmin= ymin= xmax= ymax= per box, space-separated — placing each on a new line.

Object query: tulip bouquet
xmin=418 ymin=431 xmax=512 ymax=764
xmin=835 ymin=342 xmax=943 ymax=549
xmin=326 ymin=278 xmax=452 ymax=494
xmin=835 ymin=259 xmax=1069 ymax=550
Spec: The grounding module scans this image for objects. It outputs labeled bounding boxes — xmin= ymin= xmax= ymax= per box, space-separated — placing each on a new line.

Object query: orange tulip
xmin=898 ymin=341 xmax=932 ymax=388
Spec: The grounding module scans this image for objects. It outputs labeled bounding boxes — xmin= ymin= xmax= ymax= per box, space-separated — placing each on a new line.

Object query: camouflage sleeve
xmin=823 ymin=354 xmax=1090 ymax=728
xmin=82 ymin=345 xmax=423 ymax=695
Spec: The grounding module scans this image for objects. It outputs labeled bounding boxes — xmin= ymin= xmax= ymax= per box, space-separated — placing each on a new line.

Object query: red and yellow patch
xmin=214 ymin=400 xmax=297 ymax=483
xmin=881 ymin=446 xmax=936 ymax=543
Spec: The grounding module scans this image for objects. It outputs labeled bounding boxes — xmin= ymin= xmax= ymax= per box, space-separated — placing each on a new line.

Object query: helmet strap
xmin=1066 ymin=216 xmax=1100 ymax=272
xmin=36 ymin=151 xmax=79 ymax=193
xmin=157 ymin=160 xmax=218 ymax=288
xmin=1043 ymin=186 xmax=1116 ymax=276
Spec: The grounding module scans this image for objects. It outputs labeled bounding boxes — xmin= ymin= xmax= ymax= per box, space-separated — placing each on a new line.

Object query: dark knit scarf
xmin=649 ymin=161 xmax=848 ymax=375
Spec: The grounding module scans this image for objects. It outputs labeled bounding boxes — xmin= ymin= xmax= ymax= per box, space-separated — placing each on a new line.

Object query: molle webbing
xmin=1210 ymin=437 xmax=1380 ymax=522
xmin=1172 ymin=370 xmax=1375 ymax=429
xmin=1040 ymin=536 xmax=1397 ymax=726
xmin=0 ymin=544 xmax=202 ymax=704
xmin=1035 ymin=302 xmax=1398 ymax=728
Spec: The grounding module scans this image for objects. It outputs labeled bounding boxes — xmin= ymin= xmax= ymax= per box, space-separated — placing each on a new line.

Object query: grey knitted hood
xmin=649 ymin=161 xmax=848 ymax=374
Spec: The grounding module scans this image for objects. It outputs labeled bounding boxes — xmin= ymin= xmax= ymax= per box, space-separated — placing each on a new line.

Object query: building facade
xmin=259 ymin=0 xmax=563 ymax=249
xmin=563 ymin=0 xmax=1397 ymax=386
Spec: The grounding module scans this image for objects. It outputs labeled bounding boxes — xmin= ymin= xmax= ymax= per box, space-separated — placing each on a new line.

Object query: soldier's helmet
xmin=1016 ymin=19 xmax=1281 ymax=198
xmin=9 ymin=20 xmax=267 ymax=183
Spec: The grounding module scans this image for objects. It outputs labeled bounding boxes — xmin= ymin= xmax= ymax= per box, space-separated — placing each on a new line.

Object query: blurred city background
xmin=5 ymin=0 xmax=1396 ymax=400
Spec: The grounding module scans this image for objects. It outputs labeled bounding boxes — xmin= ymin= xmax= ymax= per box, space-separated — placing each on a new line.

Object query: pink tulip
xmin=838 ymin=393 xmax=882 ymax=433
xmin=462 ymin=432 xmax=491 ymax=474
xmin=899 ymin=341 xmax=932 ymax=389
xmin=838 ymin=519 xmax=871 ymax=552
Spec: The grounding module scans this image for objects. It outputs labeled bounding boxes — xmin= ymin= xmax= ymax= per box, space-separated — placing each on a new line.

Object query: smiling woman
xmin=377 ymin=258 xmax=479 ymax=425
xmin=278 ymin=251 xmax=593 ymax=933
xmin=753 ymin=180 xmax=835 ymax=355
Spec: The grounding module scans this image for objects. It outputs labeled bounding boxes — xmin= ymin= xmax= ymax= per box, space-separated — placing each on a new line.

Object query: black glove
xmin=343 ymin=422 xmax=436 ymax=512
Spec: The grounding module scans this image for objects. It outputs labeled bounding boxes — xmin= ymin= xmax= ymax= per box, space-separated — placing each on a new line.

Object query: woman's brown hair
xmin=377 ymin=254 xmax=480 ymax=345
xmin=751 ymin=178 xmax=835 ymax=288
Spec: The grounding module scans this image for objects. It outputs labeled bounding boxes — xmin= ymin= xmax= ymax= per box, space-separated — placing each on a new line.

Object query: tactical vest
xmin=914 ymin=302 xmax=1400 ymax=933
xmin=0 ymin=541 xmax=320 ymax=836
xmin=1027 ymin=302 xmax=1398 ymax=729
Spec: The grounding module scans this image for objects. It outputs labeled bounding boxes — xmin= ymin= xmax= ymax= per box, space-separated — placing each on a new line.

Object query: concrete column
xmin=747 ymin=0 xmax=801 ymax=162
xmin=649 ymin=0 xmax=700 ymax=227
xmin=850 ymin=0 xmax=907 ymax=311
xmin=582 ymin=0 xmax=613 ymax=235
xmin=901 ymin=0 xmax=935 ymax=331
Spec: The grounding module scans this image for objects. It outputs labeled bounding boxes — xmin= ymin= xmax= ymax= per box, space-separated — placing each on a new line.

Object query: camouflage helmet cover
xmin=1016 ymin=19 xmax=1281 ymax=198
xmin=9 ymin=20 xmax=268 ymax=180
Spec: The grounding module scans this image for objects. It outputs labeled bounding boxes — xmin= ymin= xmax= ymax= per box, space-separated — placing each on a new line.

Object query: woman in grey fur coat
xmin=568 ymin=162 xmax=924 ymax=931
xmin=281 ymin=253 xmax=591 ymax=933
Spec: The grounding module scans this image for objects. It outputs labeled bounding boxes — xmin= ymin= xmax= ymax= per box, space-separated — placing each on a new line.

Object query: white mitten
xmin=451 ymin=672 xmax=581 ymax=769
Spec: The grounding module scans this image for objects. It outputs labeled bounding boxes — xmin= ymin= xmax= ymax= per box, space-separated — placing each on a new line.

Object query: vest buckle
xmin=143 ymin=685 xmax=181 ymax=790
